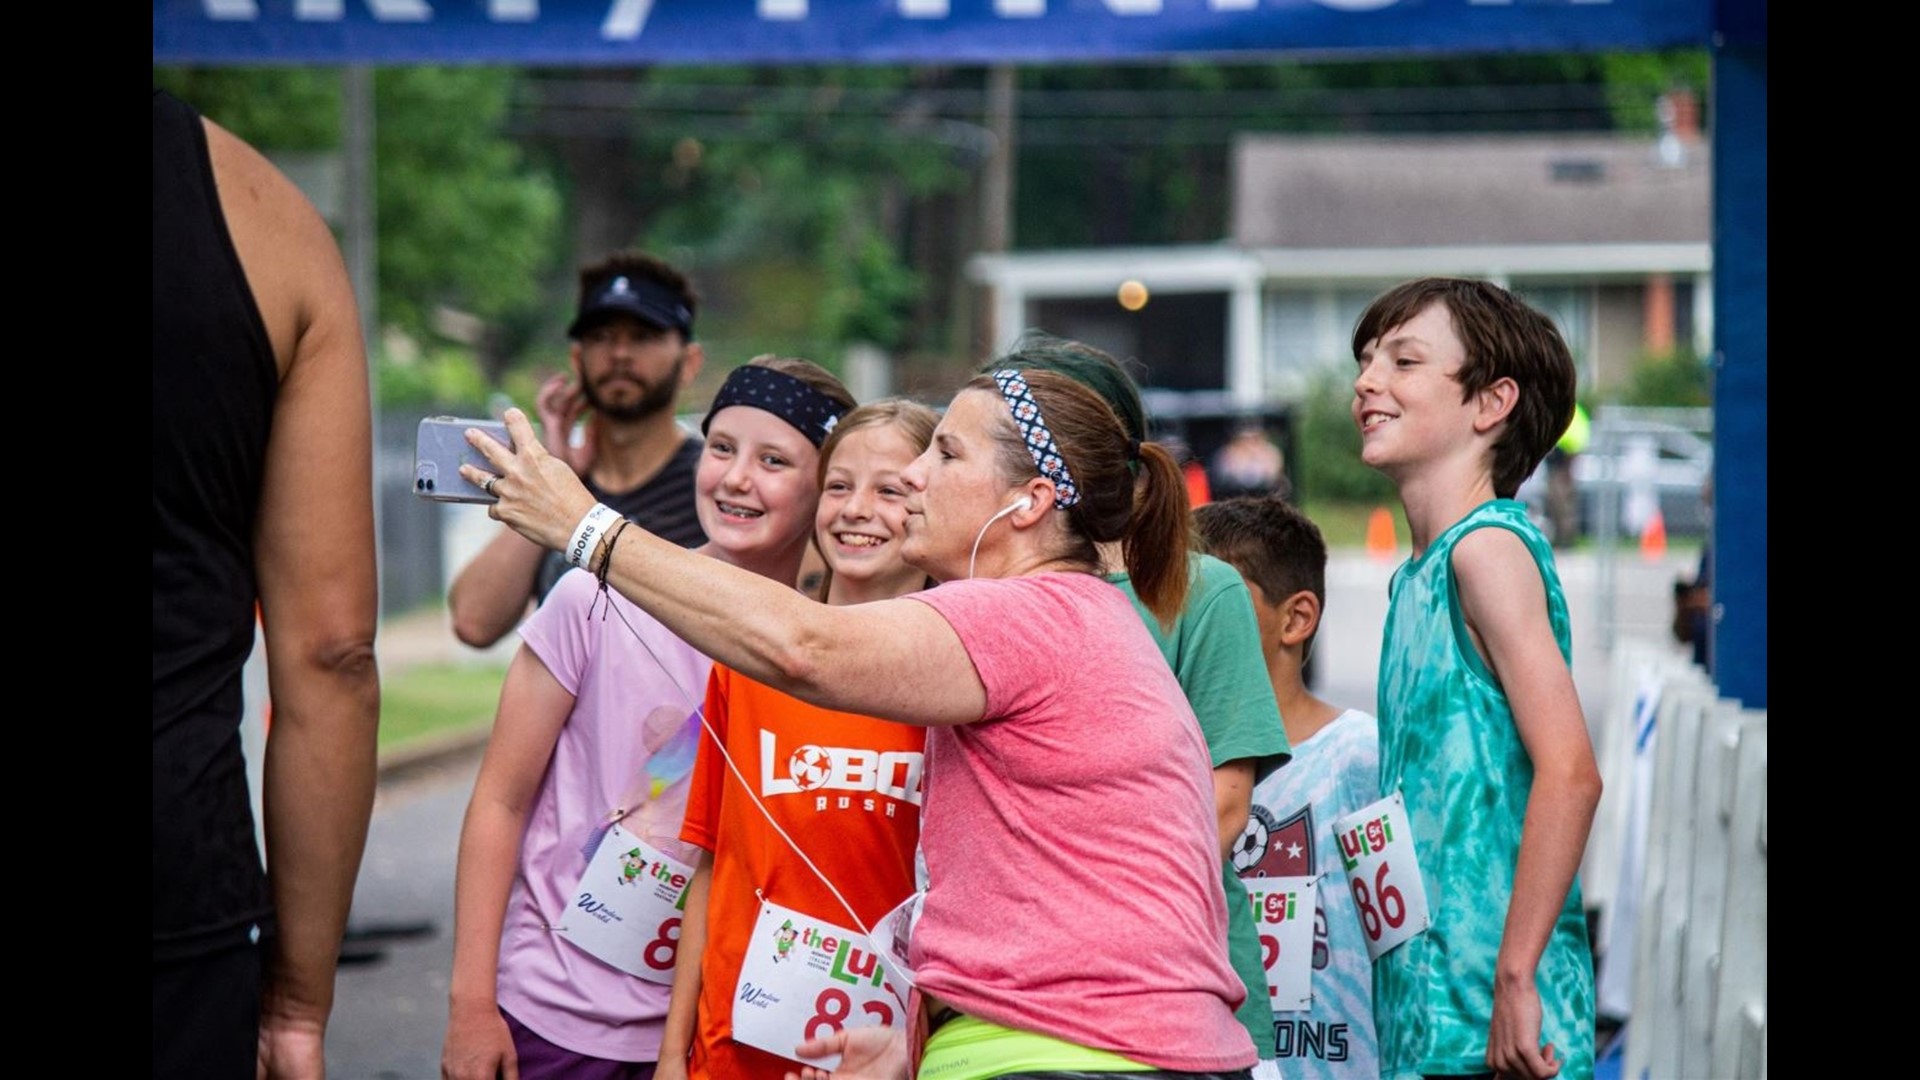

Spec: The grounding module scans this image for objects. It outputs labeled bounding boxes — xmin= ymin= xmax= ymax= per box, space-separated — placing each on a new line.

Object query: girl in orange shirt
xmin=659 ymin=401 xmax=938 ymax=1080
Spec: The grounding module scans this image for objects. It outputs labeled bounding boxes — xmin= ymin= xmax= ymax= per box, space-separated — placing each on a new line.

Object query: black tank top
xmin=152 ymin=89 xmax=279 ymax=959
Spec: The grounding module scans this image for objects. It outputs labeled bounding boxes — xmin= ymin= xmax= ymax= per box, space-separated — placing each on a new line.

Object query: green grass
xmin=380 ymin=663 xmax=505 ymax=752
xmin=1298 ymin=499 xmax=1408 ymax=550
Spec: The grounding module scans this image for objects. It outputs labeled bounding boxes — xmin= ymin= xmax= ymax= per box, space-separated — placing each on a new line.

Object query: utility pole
xmin=342 ymin=66 xmax=384 ymax=593
xmin=977 ymin=64 xmax=1017 ymax=355
xmin=344 ymin=67 xmax=377 ymax=368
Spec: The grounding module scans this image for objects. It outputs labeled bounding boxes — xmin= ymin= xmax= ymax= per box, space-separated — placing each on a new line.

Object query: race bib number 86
xmin=1331 ymin=791 xmax=1430 ymax=961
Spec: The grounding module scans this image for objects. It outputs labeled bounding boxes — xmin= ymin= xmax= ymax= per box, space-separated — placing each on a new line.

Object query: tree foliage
xmin=1013 ymin=51 xmax=1703 ymax=249
xmin=153 ymin=65 xmax=563 ymax=395
xmin=157 ymin=52 xmax=1708 ymax=393
xmin=1616 ymin=349 xmax=1712 ymax=408
xmin=373 ymin=68 xmax=562 ymax=360
xmin=1295 ymin=373 xmax=1399 ymax=504
xmin=609 ymin=67 xmax=975 ymax=361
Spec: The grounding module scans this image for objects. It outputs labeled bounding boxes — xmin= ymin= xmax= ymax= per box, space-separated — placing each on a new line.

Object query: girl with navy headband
xmin=443 ymin=356 xmax=851 ymax=1080
xmin=659 ymin=400 xmax=939 ymax=1080
xmin=468 ymin=343 xmax=1258 ymax=1080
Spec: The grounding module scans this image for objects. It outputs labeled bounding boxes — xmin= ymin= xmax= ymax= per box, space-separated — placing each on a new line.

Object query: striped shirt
xmin=533 ymin=435 xmax=706 ymax=602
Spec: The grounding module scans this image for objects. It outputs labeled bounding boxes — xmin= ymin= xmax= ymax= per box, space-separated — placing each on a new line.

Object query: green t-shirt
xmin=1374 ymin=499 xmax=1595 ymax=1079
xmin=1111 ymin=554 xmax=1292 ymax=1059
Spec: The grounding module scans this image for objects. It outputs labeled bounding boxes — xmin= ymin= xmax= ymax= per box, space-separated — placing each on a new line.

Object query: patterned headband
xmin=992 ymin=369 xmax=1080 ymax=509
xmin=702 ymin=364 xmax=849 ymax=448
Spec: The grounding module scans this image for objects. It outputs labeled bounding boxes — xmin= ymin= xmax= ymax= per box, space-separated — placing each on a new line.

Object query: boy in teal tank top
xmin=1351 ymin=279 xmax=1602 ymax=1080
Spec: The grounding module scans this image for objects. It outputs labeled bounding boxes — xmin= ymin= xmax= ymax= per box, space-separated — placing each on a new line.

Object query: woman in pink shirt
xmin=468 ymin=343 xmax=1257 ymax=1080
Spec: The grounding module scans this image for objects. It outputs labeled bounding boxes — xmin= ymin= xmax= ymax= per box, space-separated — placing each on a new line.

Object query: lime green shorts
xmin=918 ymin=1013 xmax=1153 ymax=1080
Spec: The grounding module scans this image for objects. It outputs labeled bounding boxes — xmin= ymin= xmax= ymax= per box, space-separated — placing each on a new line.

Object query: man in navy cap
xmin=449 ymin=252 xmax=709 ymax=647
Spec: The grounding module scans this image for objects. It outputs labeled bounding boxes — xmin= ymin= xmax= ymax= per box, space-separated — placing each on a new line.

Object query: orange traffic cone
xmin=1366 ymin=507 xmax=1398 ymax=561
xmin=1639 ymin=508 xmax=1668 ymax=562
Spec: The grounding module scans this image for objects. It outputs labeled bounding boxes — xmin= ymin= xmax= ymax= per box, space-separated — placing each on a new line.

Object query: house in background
xmin=969 ymin=121 xmax=1711 ymax=411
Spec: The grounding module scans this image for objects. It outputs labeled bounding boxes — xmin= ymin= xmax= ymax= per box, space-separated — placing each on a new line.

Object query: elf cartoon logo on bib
xmin=732 ymin=899 xmax=905 ymax=1068
xmin=772 ymin=919 xmax=800 ymax=961
xmin=564 ymin=825 xmax=695 ymax=982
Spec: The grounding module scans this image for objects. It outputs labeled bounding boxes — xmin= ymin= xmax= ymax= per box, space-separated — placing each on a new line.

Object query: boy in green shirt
xmin=1352 ymin=279 xmax=1602 ymax=1080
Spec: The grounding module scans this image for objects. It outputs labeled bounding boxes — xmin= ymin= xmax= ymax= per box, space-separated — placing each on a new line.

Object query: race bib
xmin=1332 ymin=791 xmax=1431 ymax=960
xmin=731 ymin=898 xmax=906 ymax=1067
xmin=561 ymin=824 xmax=695 ymax=982
xmin=874 ymin=889 xmax=923 ymax=993
xmin=1244 ymin=876 xmax=1316 ymax=1012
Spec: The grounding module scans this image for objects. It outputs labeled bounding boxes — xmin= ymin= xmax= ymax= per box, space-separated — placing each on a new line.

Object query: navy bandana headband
xmin=992 ymin=369 xmax=1081 ymax=509
xmin=701 ymin=364 xmax=849 ymax=448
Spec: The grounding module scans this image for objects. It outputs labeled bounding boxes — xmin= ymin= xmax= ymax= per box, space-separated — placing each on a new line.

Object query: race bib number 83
xmin=731 ymin=899 xmax=905 ymax=1067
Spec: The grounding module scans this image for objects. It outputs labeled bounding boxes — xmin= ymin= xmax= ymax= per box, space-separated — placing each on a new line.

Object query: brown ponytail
xmin=967 ymin=364 xmax=1191 ymax=626
xmin=1123 ymin=440 xmax=1192 ymax=627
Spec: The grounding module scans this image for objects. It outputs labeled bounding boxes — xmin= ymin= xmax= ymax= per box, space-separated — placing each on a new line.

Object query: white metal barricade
xmin=1593 ymin=636 xmax=1766 ymax=1080
xmin=1712 ymin=721 xmax=1767 ymax=1080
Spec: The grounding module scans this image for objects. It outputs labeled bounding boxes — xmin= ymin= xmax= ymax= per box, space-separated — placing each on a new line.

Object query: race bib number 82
xmin=1244 ymin=875 xmax=1316 ymax=1012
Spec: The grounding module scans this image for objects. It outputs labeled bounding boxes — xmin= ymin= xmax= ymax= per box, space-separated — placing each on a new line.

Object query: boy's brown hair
xmin=1352 ymin=278 xmax=1576 ymax=498
xmin=1193 ymin=496 xmax=1328 ymax=645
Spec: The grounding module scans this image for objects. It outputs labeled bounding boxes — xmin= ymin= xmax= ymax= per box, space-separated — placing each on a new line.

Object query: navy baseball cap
xmin=567 ymin=273 xmax=696 ymax=340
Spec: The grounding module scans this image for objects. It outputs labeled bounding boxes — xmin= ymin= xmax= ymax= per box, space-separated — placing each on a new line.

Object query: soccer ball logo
xmin=788 ymin=745 xmax=833 ymax=790
xmin=1231 ymin=808 xmax=1272 ymax=874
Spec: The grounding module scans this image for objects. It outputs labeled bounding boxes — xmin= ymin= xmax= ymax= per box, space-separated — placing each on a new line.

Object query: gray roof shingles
xmin=1232 ymin=134 xmax=1710 ymax=249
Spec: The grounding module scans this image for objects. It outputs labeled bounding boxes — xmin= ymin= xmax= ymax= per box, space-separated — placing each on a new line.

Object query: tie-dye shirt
xmin=1238 ymin=709 xmax=1381 ymax=1080
xmin=1374 ymin=499 xmax=1594 ymax=1080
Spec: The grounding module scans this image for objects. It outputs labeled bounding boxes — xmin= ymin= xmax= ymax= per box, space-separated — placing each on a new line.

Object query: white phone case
xmin=413 ymin=416 xmax=513 ymax=503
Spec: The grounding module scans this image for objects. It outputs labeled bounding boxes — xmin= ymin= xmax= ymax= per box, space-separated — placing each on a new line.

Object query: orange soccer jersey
xmin=679 ymin=664 xmax=926 ymax=1079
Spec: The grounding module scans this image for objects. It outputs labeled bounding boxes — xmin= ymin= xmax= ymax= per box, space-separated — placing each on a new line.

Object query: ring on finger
xmin=482 ymin=475 xmax=500 ymax=497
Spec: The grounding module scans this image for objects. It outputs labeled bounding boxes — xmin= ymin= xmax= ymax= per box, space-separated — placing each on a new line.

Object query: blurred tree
xmin=153 ymin=66 xmax=564 ymax=388
xmin=1616 ymin=349 xmax=1712 ymax=407
xmin=153 ymin=67 xmax=341 ymax=146
xmin=158 ymin=51 xmax=1707 ymax=391
xmin=1013 ymin=51 xmax=1704 ymax=249
xmin=374 ymin=67 xmax=563 ymax=378
xmin=502 ymin=66 xmax=979 ymax=373
xmin=1599 ymin=50 xmax=1712 ymax=132
xmin=1295 ymin=373 xmax=1397 ymax=504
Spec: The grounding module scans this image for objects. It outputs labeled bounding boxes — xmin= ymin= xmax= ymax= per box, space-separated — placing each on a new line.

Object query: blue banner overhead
xmin=153 ymin=1 xmax=1713 ymax=66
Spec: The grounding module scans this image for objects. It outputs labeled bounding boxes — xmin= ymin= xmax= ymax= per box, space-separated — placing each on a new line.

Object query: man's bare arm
xmin=210 ymin=117 xmax=381 ymax=1077
xmin=447 ymin=529 xmax=543 ymax=648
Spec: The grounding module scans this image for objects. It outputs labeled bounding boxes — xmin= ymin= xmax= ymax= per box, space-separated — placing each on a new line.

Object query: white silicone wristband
xmin=565 ymin=503 xmax=622 ymax=571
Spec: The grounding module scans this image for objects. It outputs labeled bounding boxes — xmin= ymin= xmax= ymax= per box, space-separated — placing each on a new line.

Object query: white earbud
xmin=969 ymin=495 xmax=1036 ymax=578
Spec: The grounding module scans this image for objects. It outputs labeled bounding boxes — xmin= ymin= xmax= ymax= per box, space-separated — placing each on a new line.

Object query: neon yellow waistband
xmin=918 ymin=1013 xmax=1153 ymax=1080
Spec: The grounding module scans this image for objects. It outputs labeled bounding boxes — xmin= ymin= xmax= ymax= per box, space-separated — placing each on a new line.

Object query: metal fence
xmin=1585 ymin=637 xmax=1768 ymax=1079
xmin=377 ymin=405 xmax=483 ymax=616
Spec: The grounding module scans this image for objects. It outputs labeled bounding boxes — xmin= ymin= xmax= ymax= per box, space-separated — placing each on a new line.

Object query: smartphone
xmin=414 ymin=416 xmax=513 ymax=503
